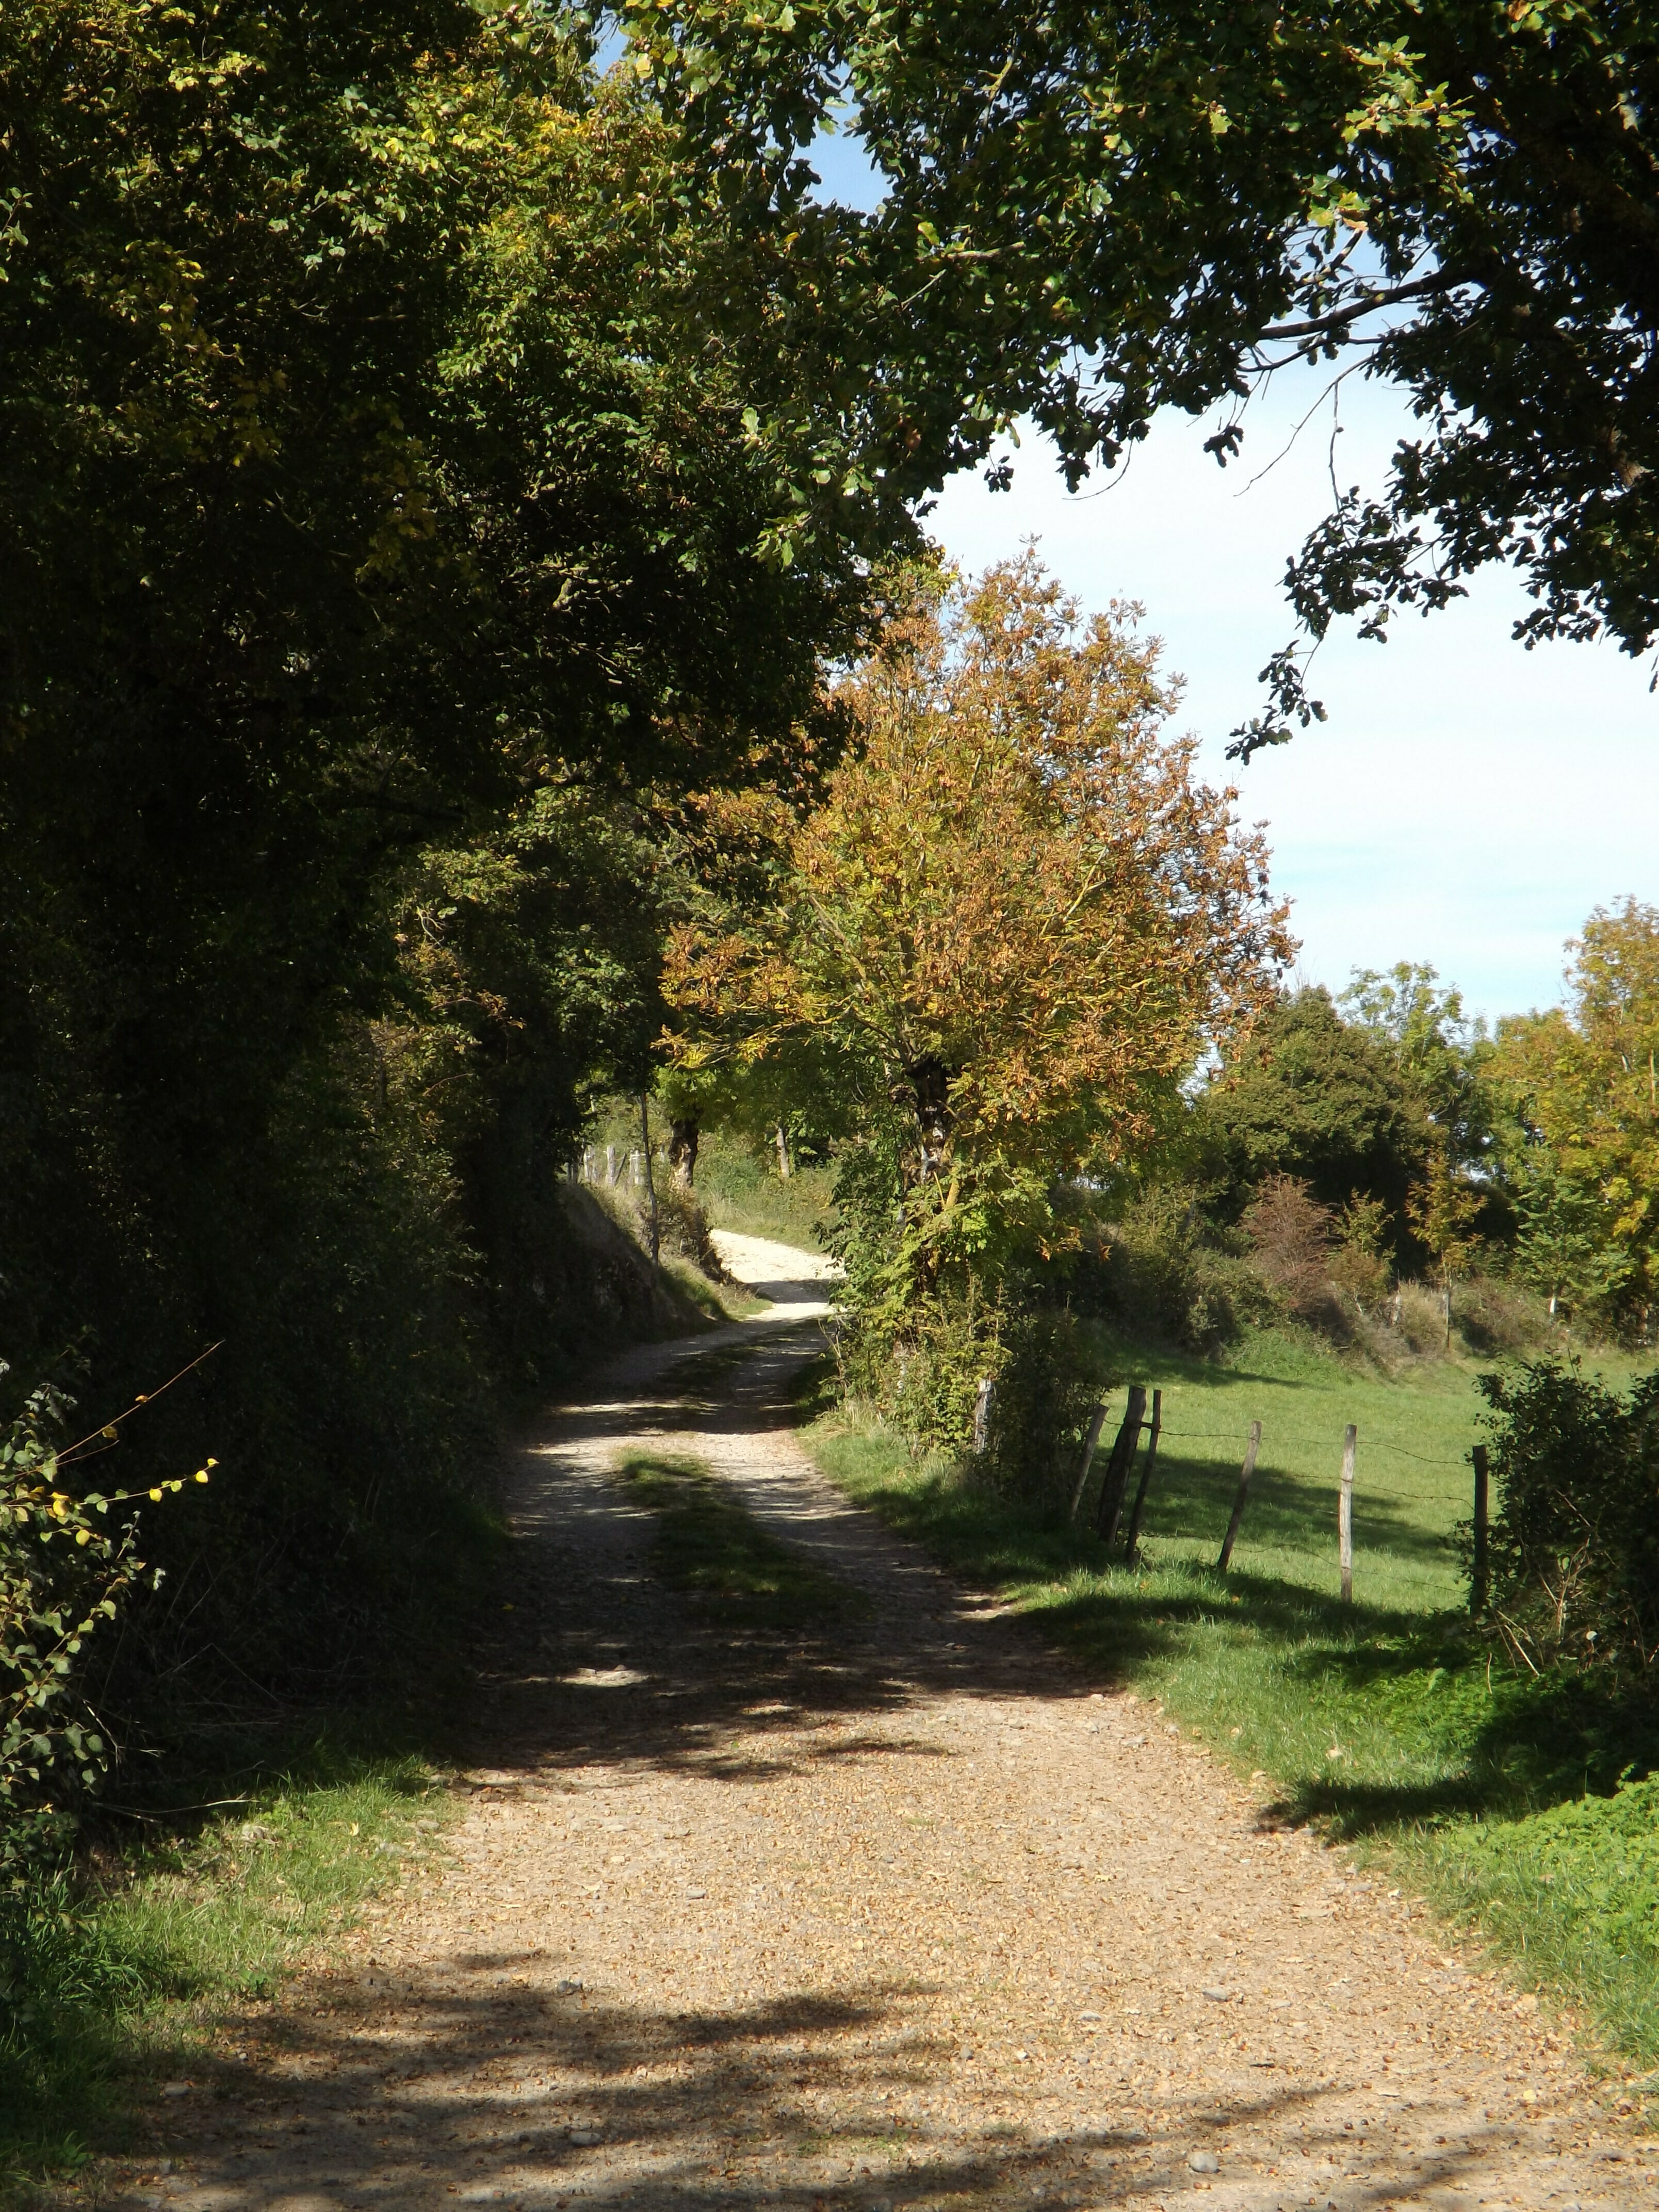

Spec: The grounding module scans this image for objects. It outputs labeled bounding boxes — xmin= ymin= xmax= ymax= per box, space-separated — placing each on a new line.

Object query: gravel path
xmin=108 ymin=1238 xmax=1654 ymax=2212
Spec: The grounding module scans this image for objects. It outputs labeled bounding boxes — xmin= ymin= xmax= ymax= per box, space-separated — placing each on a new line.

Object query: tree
xmin=629 ymin=0 xmax=1659 ymax=742
xmin=1195 ymin=986 xmax=1423 ymax=1248
xmin=1341 ymin=960 xmax=1503 ymax=1280
xmin=1340 ymin=965 xmax=1492 ymax=1163
xmin=1492 ymin=900 xmax=1659 ymax=1331
xmin=664 ymin=557 xmax=1293 ymax=1294
xmin=0 ymin=2 xmax=932 ymax=1720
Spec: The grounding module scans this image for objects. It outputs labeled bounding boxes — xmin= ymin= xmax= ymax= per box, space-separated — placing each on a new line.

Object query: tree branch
xmin=1260 ymin=268 xmax=1475 ymax=343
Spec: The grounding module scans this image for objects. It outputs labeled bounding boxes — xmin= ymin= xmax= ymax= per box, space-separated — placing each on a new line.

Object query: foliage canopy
xmin=629 ymin=0 xmax=1659 ymax=741
xmin=665 ymin=557 xmax=1293 ymax=1287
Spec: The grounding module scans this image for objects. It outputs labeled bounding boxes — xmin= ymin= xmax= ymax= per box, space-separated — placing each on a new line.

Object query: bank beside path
xmin=101 ymin=1237 xmax=1651 ymax=2212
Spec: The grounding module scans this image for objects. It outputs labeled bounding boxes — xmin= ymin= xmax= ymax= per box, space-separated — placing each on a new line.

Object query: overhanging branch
xmin=1260 ymin=268 xmax=1475 ymax=343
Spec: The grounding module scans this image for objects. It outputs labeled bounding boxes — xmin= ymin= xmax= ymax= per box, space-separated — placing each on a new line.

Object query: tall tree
xmin=1493 ymin=900 xmax=1659 ymax=1329
xmin=629 ymin=0 xmax=1659 ymax=742
xmin=664 ymin=557 xmax=1293 ymax=1293
xmin=0 ymin=1 xmax=930 ymax=1713
xmin=1195 ymin=986 xmax=1424 ymax=1248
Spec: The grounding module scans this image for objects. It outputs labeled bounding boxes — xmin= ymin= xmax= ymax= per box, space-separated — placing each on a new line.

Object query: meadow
xmin=800 ymin=1323 xmax=1659 ymax=2079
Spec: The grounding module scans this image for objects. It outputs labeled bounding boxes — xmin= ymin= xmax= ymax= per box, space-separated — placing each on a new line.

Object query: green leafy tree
xmin=630 ymin=0 xmax=1659 ymax=741
xmin=1194 ymin=986 xmax=1423 ymax=1250
xmin=0 ymin=2 xmax=931 ymax=1719
xmin=1340 ymin=964 xmax=1493 ymax=1166
xmin=1492 ymin=901 xmax=1659 ymax=1332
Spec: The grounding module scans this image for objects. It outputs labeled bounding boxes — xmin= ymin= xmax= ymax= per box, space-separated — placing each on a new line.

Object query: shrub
xmin=835 ymin=1278 xmax=1101 ymax=1505
xmin=1473 ymin=1360 xmax=1659 ymax=1669
xmin=1242 ymin=1173 xmax=1342 ymax=1326
xmin=1393 ymin=1278 xmax=1452 ymax=1356
xmin=652 ymin=1183 xmax=729 ymax=1280
xmin=835 ymin=1279 xmax=991 ymax=1459
xmin=1452 ymin=1271 xmax=1558 ymax=1357
xmin=1 ymin=1362 xmax=210 ymax=1878
xmin=979 ymin=1307 xmax=1102 ymax=1507
xmin=1330 ymin=1194 xmax=1393 ymax=1310
xmin=1087 ymin=1185 xmax=1271 ymax=1352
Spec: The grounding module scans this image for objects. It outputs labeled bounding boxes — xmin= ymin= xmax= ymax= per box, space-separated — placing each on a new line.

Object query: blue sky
xmin=804 ymin=121 xmax=1659 ymax=1027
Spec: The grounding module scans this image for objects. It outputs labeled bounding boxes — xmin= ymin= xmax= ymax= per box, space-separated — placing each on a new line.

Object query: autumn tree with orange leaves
xmin=664 ymin=557 xmax=1295 ymax=1307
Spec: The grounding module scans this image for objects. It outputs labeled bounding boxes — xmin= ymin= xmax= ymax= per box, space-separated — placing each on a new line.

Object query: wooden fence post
xmin=1121 ymin=1388 xmax=1162 ymax=1564
xmin=1095 ymin=1387 xmax=1147 ymax=1548
xmin=1339 ymin=1423 xmax=1357 ymax=1602
xmin=971 ymin=1376 xmax=994 ymax=1457
xmin=1216 ymin=1420 xmax=1262 ymax=1572
xmin=640 ymin=1094 xmax=660 ymax=1264
xmin=1068 ymin=1405 xmax=1109 ymax=1526
xmin=1470 ymin=1443 xmax=1490 ymax=1616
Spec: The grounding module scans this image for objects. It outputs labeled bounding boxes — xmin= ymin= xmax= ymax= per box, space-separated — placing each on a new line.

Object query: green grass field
xmin=799 ymin=1323 xmax=1659 ymax=2080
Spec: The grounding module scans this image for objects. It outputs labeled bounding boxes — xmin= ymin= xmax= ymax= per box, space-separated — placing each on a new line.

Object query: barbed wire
xmin=1152 ymin=1422 xmax=1469 ymax=1470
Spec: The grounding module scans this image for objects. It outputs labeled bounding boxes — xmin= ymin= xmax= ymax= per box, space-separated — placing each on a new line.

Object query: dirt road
xmin=107 ymin=1237 xmax=1652 ymax=2212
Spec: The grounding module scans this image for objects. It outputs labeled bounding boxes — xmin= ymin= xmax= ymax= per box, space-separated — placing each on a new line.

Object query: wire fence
xmin=1084 ymin=1400 xmax=1479 ymax=1521
xmin=1151 ymin=1420 xmax=1467 ymax=1468
xmin=1062 ymin=1389 xmax=1487 ymax=1587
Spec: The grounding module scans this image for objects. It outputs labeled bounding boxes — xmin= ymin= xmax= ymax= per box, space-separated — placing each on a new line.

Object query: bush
xmin=835 ymin=1279 xmax=991 ymax=1459
xmin=1084 ymin=1185 xmax=1273 ymax=1352
xmin=652 ymin=1183 xmax=729 ymax=1280
xmin=1242 ymin=1173 xmax=1345 ymax=1330
xmin=1452 ymin=1271 xmax=1558 ymax=1357
xmin=1 ymin=1361 xmax=210 ymax=1878
xmin=1473 ymin=1360 xmax=1659 ymax=1669
xmin=1392 ymin=1278 xmax=1452 ymax=1356
xmin=835 ymin=1279 xmax=1101 ymax=1505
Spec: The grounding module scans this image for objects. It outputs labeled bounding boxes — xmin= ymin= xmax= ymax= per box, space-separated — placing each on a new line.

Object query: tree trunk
xmin=775 ymin=1123 xmax=793 ymax=1179
xmin=640 ymin=1094 xmax=659 ymax=1264
xmin=667 ymin=1116 xmax=700 ymax=1189
xmin=905 ymin=1054 xmax=953 ymax=1181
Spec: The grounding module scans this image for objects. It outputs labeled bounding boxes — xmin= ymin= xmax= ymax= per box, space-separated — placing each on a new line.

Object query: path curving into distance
xmin=105 ymin=1235 xmax=1650 ymax=2212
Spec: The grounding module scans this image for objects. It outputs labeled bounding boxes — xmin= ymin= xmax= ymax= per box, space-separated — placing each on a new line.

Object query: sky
xmin=926 ymin=379 xmax=1659 ymax=1029
xmin=803 ymin=125 xmax=1659 ymax=1028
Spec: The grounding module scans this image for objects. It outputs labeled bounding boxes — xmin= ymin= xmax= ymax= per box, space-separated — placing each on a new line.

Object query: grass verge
xmin=693 ymin=1135 xmax=837 ymax=1253
xmin=795 ymin=1330 xmax=1659 ymax=2080
xmin=617 ymin=1450 xmax=862 ymax=1632
xmin=0 ymin=1743 xmax=454 ymax=2200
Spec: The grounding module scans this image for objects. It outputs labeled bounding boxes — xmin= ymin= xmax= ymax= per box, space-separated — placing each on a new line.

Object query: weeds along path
xmin=107 ymin=1235 xmax=1649 ymax=2212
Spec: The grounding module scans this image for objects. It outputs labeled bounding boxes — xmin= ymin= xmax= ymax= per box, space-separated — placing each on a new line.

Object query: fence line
xmin=1150 ymin=1420 xmax=1467 ymax=1469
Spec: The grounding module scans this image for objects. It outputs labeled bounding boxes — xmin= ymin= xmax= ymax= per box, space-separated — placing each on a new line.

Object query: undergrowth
xmin=0 ymin=1742 xmax=453 ymax=2195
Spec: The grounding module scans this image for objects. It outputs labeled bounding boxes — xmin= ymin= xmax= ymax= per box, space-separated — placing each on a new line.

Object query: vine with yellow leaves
xmin=1 ymin=1358 xmax=217 ymax=1878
